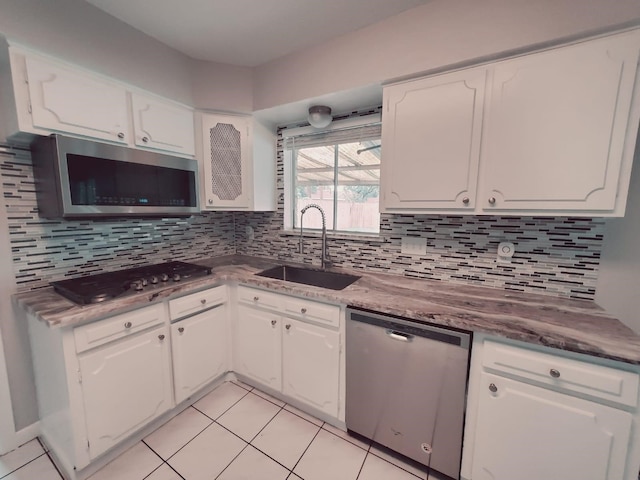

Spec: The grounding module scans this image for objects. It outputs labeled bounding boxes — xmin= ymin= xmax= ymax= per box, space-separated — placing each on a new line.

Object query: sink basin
xmin=256 ymin=265 xmax=360 ymax=290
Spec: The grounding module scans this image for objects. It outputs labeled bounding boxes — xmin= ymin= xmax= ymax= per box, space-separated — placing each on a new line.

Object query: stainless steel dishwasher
xmin=346 ymin=307 xmax=471 ymax=480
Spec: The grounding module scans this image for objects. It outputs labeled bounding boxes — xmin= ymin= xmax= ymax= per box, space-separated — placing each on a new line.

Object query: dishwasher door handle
xmin=386 ymin=330 xmax=413 ymax=342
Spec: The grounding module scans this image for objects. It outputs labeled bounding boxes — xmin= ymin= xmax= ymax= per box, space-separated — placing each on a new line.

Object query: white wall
xmin=253 ymin=0 xmax=640 ymax=110
xmin=597 ymin=141 xmax=640 ymax=333
xmin=190 ymin=59 xmax=254 ymax=113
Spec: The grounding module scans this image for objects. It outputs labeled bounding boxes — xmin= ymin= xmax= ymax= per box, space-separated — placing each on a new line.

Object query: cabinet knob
xmin=271 ymin=320 xmax=277 ymax=326
xmin=117 ymin=132 xmax=125 ymax=139
xmin=300 ymin=308 xmax=307 ymax=314
xmin=488 ymin=197 xmax=496 ymax=205
xmin=124 ymin=321 xmax=132 ymax=329
xmin=208 ymin=199 xmax=213 ymax=204
xmin=200 ymin=299 xmax=206 ymax=305
xmin=285 ymin=324 xmax=291 ymax=330
xmin=489 ymin=383 xmax=498 ymax=393
xmin=462 ymin=197 xmax=470 ymax=205
xmin=549 ymin=368 xmax=561 ymax=378
xmin=253 ymin=296 xmax=259 ymax=301
xmin=142 ymin=136 xmax=149 ymax=143
xmin=178 ymin=327 xmax=184 ymax=333
xmin=158 ymin=334 xmax=165 ymax=340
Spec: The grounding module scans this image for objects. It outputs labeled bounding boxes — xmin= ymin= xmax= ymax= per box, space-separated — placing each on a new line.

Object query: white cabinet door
xmin=201 ymin=114 xmax=252 ymax=209
xmin=282 ymin=318 xmax=340 ymax=417
xmin=233 ymin=305 xmax=282 ymax=390
xmin=78 ymin=326 xmax=172 ymax=458
xmin=131 ymin=93 xmax=195 ymax=156
xmin=480 ymin=31 xmax=640 ymax=214
xmin=471 ymin=372 xmax=632 ymax=480
xmin=171 ymin=306 xmax=228 ymax=404
xmin=25 ymin=56 xmax=129 ymax=144
xmin=381 ymin=66 xmax=487 ymax=211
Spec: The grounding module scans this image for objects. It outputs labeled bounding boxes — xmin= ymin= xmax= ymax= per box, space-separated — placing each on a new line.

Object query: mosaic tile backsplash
xmin=1 ymin=144 xmax=236 ymax=292
xmin=2 ymin=130 xmax=605 ymax=300
xmin=233 ymin=125 xmax=605 ymax=300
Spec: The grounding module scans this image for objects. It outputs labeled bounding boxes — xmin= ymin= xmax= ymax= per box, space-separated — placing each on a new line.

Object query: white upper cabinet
xmin=481 ymin=30 xmax=640 ymax=214
xmin=199 ymin=113 xmax=276 ymax=211
xmin=380 ymin=29 xmax=640 ymax=217
xmin=381 ymin=66 xmax=487 ymax=211
xmin=25 ymin=56 xmax=129 ymax=144
xmin=131 ymin=93 xmax=195 ymax=156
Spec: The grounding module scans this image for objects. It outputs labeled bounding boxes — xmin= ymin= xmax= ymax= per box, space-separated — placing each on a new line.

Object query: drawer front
xmin=483 ymin=340 xmax=639 ymax=407
xmin=237 ymin=286 xmax=282 ymax=311
xmin=283 ymin=296 xmax=340 ymax=328
xmin=74 ymin=304 xmax=166 ymax=353
xmin=169 ymin=285 xmax=227 ymax=321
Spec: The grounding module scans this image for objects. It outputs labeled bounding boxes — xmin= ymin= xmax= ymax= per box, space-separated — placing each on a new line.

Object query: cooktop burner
xmin=51 ymin=261 xmax=212 ymax=305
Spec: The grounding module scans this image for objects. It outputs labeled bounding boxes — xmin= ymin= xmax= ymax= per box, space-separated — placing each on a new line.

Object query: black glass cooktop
xmin=51 ymin=261 xmax=212 ymax=305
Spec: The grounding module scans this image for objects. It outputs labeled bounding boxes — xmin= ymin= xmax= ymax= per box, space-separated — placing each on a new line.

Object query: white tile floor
xmin=0 ymin=381 xmax=449 ymax=480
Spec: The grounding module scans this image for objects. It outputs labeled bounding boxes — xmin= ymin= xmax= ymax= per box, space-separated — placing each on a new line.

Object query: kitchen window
xmin=283 ymin=119 xmax=381 ymax=235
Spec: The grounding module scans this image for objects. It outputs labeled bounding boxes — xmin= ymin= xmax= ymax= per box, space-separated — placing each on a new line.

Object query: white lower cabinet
xmin=282 ymin=318 xmax=340 ymax=417
xmin=171 ymin=305 xmax=229 ymax=404
xmin=79 ymin=325 xmax=172 ymax=458
xmin=471 ymin=372 xmax=632 ymax=480
xmin=234 ymin=286 xmax=342 ymax=418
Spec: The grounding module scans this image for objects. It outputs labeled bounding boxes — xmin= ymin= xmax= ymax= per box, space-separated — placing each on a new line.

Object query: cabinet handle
xmin=462 ymin=197 xmax=470 ymax=205
xmin=253 ymin=296 xmax=259 ymax=301
xmin=489 ymin=383 xmax=498 ymax=393
xmin=124 ymin=321 xmax=132 ymax=329
xmin=549 ymin=368 xmax=561 ymax=378
xmin=285 ymin=324 xmax=291 ymax=330
xmin=142 ymin=136 xmax=149 ymax=143
xmin=158 ymin=334 xmax=165 ymax=340
xmin=488 ymin=197 xmax=496 ymax=205
xmin=117 ymin=132 xmax=125 ymax=139
xmin=271 ymin=320 xmax=277 ymax=326
xmin=178 ymin=327 xmax=184 ymax=333
xmin=200 ymin=299 xmax=206 ymax=305
xmin=300 ymin=308 xmax=307 ymax=314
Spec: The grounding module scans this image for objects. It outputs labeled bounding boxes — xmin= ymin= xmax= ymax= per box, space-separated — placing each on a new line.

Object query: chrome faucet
xmin=299 ymin=204 xmax=332 ymax=269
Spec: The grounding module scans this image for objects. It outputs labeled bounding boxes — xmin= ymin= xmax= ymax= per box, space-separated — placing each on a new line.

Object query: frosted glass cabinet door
xmin=131 ymin=93 xmax=195 ymax=156
xmin=233 ymin=305 xmax=282 ymax=391
xmin=471 ymin=372 xmax=632 ymax=480
xmin=481 ymin=31 xmax=640 ymax=213
xmin=171 ymin=306 xmax=228 ymax=404
xmin=381 ymin=67 xmax=487 ymax=211
xmin=25 ymin=56 xmax=129 ymax=144
xmin=201 ymin=113 xmax=252 ymax=209
xmin=78 ymin=326 xmax=172 ymax=459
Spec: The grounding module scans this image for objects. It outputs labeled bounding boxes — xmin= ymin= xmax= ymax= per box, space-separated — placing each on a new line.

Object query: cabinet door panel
xmin=79 ymin=326 xmax=172 ymax=458
xmin=201 ymin=114 xmax=252 ymax=209
xmin=472 ymin=372 xmax=631 ymax=480
xmin=233 ymin=305 xmax=281 ymax=390
xmin=25 ymin=57 xmax=129 ymax=144
xmin=282 ymin=319 xmax=340 ymax=417
xmin=381 ymin=67 xmax=486 ymax=211
xmin=132 ymin=93 xmax=195 ymax=156
xmin=482 ymin=33 xmax=640 ymax=212
xmin=172 ymin=306 xmax=228 ymax=404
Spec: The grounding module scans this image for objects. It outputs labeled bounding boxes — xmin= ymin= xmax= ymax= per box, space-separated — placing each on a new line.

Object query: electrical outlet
xmin=401 ymin=237 xmax=427 ymax=256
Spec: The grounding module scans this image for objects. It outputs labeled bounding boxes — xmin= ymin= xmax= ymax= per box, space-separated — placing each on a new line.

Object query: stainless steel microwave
xmin=30 ymin=135 xmax=200 ymax=219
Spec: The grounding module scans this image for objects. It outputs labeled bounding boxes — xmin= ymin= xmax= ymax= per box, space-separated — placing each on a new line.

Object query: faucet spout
xmin=299 ymin=204 xmax=332 ymax=269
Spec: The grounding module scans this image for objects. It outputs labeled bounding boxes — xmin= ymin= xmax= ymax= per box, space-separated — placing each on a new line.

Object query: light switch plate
xmin=401 ymin=237 xmax=427 ymax=256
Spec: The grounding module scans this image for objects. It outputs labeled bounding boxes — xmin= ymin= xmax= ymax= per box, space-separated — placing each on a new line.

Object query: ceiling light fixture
xmin=307 ymin=105 xmax=333 ymax=129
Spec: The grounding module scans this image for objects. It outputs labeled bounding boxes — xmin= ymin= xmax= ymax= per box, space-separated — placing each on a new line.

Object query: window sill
xmin=279 ymin=229 xmax=387 ymax=243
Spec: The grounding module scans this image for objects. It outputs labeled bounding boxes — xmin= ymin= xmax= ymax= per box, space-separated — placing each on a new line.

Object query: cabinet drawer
xmin=169 ymin=285 xmax=227 ymax=321
xmin=74 ymin=304 xmax=166 ymax=353
xmin=483 ymin=340 xmax=639 ymax=408
xmin=283 ymin=296 xmax=340 ymax=328
xmin=237 ymin=286 xmax=282 ymax=311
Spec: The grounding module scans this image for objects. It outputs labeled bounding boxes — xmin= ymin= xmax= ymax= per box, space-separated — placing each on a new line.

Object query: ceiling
xmin=84 ymin=0 xmax=430 ymax=67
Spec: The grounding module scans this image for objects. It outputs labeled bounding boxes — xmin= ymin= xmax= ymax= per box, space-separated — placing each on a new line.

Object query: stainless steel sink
xmin=256 ymin=265 xmax=360 ymax=290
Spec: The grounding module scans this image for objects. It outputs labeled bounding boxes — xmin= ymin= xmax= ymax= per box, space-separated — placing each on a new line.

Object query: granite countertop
xmin=14 ymin=255 xmax=640 ymax=365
